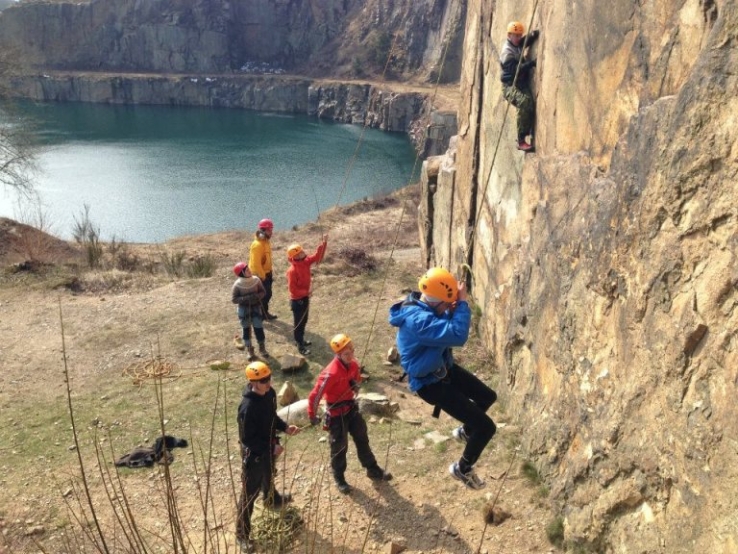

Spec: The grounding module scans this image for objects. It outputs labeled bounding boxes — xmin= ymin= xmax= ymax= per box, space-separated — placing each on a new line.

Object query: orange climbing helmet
xmin=330 ymin=333 xmax=353 ymax=354
xmin=245 ymin=361 xmax=271 ymax=381
xmin=507 ymin=21 xmax=524 ymax=35
xmin=418 ymin=267 xmax=458 ymax=302
xmin=287 ymin=243 xmax=304 ymax=260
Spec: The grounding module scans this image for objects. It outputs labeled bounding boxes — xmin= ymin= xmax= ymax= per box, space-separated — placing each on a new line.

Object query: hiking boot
xmin=452 ymin=426 xmax=469 ymax=443
xmin=449 ymin=462 xmax=486 ymax=490
xmin=517 ymin=140 xmax=535 ymax=153
xmin=263 ymin=492 xmax=292 ymax=510
xmin=258 ymin=343 xmax=270 ymax=358
xmin=265 ymin=313 xmax=278 ymax=320
xmin=247 ymin=347 xmax=257 ymax=362
xmin=335 ymin=477 xmax=352 ymax=494
xmin=298 ymin=345 xmax=311 ymax=356
xmin=366 ymin=465 xmax=393 ymax=481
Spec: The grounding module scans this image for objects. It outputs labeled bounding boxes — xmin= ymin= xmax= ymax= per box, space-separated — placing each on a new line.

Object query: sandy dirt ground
xmin=0 ymin=190 xmax=557 ymax=554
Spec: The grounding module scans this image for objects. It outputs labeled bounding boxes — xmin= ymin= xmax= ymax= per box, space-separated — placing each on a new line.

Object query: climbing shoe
xmin=366 ymin=465 xmax=393 ymax=481
xmin=452 ymin=426 xmax=469 ymax=443
xmin=298 ymin=345 xmax=311 ymax=356
xmin=449 ymin=462 xmax=486 ymax=490
xmin=517 ymin=140 xmax=535 ymax=153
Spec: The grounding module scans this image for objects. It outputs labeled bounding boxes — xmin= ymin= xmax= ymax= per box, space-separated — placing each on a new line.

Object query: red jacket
xmin=286 ymin=242 xmax=327 ymax=300
xmin=308 ymin=356 xmax=362 ymax=418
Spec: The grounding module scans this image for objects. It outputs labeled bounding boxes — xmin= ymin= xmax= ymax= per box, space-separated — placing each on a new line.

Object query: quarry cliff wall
xmin=422 ymin=0 xmax=737 ymax=551
xmin=0 ymin=0 xmax=466 ymax=81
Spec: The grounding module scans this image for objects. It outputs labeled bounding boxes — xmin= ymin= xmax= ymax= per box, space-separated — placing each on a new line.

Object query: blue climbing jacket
xmin=388 ymin=292 xmax=471 ymax=392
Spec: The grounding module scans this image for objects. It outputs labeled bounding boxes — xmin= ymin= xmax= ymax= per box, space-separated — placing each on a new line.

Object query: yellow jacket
xmin=248 ymin=232 xmax=272 ymax=280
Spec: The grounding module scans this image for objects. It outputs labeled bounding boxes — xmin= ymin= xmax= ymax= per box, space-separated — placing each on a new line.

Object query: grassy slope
xmin=0 ymin=187 xmax=555 ymax=553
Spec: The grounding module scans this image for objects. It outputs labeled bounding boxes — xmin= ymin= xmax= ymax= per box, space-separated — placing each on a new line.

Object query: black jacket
xmin=499 ymin=33 xmax=538 ymax=87
xmin=237 ymin=386 xmax=287 ymax=457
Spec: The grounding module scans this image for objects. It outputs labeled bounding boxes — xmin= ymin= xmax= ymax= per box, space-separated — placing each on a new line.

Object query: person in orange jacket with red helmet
xmin=285 ymin=234 xmax=327 ymax=355
xmin=307 ymin=333 xmax=392 ymax=494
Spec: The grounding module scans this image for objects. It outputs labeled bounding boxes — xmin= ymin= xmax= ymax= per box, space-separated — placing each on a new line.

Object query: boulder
xmin=277 ymin=381 xmax=299 ymax=407
xmin=356 ymin=393 xmax=399 ymax=417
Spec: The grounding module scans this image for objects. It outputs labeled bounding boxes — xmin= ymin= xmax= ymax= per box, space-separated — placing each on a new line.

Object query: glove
xmin=525 ymin=30 xmax=540 ymax=47
xmin=310 ymin=416 xmax=320 ymax=427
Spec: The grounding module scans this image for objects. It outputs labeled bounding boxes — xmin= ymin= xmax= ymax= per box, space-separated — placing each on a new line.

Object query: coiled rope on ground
xmin=122 ymin=356 xmax=179 ymax=385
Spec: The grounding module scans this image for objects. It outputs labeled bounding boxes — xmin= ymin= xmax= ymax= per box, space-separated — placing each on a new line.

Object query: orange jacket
xmin=286 ymin=242 xmax=326 ymax=300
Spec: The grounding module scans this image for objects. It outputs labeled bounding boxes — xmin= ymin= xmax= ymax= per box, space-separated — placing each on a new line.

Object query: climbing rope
xmin=122 ymin=356 xmax=179 ymax=385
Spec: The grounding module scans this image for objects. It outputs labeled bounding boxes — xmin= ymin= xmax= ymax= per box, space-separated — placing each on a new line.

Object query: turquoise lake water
xmin=0 ymin=102 xmax=418 ymax=242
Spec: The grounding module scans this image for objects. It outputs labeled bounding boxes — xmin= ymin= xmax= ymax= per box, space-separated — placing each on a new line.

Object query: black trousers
xmin=236 ymin=452 xmax=274 ymax=541
xmin=416 ymin=364 xmax=497 ymax=468
xmin=328 ymin=407 xmax=377 ymax=479
xmin=290 ymin=297 xmax=310 ymax=345
xmin=262 ymin=272 xmax=273 ymax=314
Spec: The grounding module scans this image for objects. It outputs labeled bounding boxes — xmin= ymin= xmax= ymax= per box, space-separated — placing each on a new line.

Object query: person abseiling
xmin=286 ymin=235 xmax=328 ymax=355
xmin=389 ymin=267 xmax=497 ymax=490
xmin=231 ymin=262 xmax=269 ymax=361
xmin=236 ymin=361 xmax=300 ymax=553
xmin=307 ymin=333 xmax=392 ymax=494
xmin=249 ymin=218 xmax=278 ymax=320
xmin=499 ymin=20 xmax=540 ymax=152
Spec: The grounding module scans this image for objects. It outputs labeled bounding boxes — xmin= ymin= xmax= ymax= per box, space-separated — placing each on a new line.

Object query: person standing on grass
xmin=236 ymin=361 xmax=300 ymax=554
xmin=307 ymin=333 xmax=392 ymax=494
xmin=285 ymin=235 xmax=328 ymax=356
xmin=389 ymin=267 xmax=497 ymax=490
xmin=249 ymin=218 xmax=278 ymax=320
xmin=231 ymin=262 xmax=269 ymax=361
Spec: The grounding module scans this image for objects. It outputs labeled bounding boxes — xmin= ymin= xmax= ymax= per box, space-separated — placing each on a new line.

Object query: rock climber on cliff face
xmin=499 ymin=21 xmax=540 ymax=153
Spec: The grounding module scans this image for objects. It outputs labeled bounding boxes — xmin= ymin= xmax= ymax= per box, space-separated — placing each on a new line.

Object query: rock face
xmin=0 ymin=0 xmax=466 ymax=81
xmin=424 ymin=0 xmax=737 ymax=552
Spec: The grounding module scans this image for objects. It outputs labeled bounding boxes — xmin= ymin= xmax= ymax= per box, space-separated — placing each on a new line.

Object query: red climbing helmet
xmin=258 ymin=218 xmax=274 ymax=231
xmin=233 ymin=261 xmax=248 ymax=276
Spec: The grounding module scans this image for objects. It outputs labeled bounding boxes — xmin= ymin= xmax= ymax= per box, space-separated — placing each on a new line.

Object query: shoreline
xmin=9 ymin=71 xmax=458 ymax=156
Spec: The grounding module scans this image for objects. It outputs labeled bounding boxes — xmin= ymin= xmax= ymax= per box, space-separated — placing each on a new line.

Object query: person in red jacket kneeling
xmin=307 ymin=333 xmax=392 ymax=494
xmin=285 ymin=235 xmax=327 ymax=355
